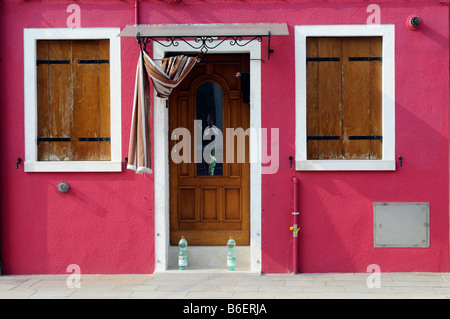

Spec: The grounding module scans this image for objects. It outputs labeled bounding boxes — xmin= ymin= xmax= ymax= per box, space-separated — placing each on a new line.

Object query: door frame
xmin=153 ymin=39 xmax=262 ymax=272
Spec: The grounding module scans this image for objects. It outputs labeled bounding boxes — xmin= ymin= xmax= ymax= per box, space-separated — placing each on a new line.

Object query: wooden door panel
xmin=212 ymin=63 xmax=241 ymax=90
xmin=170 ymin=54 xmax=250 ymax=246
xmin=179 ymin=222 xmax=243 ymax=230
xmin=178 ymin=188 xmax=196 ymax=221
xmin=224 ymin=187 xmax=241 ymax=221
xmin=178 ymin=177 xmax=241 ymax=187
xmin=201 ymin=187 xmax=220 ymax=221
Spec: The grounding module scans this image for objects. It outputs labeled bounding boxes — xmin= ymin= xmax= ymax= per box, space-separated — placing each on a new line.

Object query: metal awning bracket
xmin=122 ymin=23 xmax=288 ymax=60
xmin=267 ymin=31 xmax=274 ymax=60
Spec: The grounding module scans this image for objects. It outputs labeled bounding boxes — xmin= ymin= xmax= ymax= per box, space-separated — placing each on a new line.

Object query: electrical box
xmin=374 ymin=202 xmax=430 ymax=248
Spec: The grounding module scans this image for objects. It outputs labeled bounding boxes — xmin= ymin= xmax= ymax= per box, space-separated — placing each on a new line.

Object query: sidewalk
xmin=1 ymin=270 xmax=450 ymax=299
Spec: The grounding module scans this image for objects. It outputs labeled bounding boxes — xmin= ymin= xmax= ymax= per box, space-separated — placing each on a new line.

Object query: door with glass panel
xmin=169 ymin=54 xmax=250 ymax=246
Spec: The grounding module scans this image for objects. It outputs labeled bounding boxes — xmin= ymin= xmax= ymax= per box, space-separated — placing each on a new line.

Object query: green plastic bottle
xmin=178 ymin=236 xmax=188 ymax=270
xmin=227 ymin=236 xmax=236 ymax=271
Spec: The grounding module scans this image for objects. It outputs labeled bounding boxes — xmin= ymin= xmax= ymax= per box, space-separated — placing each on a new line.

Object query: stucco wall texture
xmin=0 ymin=0 xmax=448 ymax=274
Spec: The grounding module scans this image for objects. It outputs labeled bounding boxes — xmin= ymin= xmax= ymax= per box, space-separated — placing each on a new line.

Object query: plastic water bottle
xmin=178 ymin=236 xmax=188 ymax=270
xmin=227 ymin=236 xmax=236 ymax=271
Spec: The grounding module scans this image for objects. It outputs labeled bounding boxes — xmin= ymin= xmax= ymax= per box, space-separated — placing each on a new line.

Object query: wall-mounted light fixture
xmin=406 ymin=15 xmax=422 ymax=31
xmin=57 ymin=181 xmax=70 ymax=193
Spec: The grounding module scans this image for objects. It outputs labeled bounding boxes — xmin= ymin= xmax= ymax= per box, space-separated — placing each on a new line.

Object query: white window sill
xmin=296 ymin=160 xmax=396 ymax=171
xmin=24 ymin=161 xmax=123 ymax=173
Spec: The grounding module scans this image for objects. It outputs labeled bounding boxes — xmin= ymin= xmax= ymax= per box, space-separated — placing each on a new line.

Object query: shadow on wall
xmin=295 ymin=99 xmax=448 ymax=273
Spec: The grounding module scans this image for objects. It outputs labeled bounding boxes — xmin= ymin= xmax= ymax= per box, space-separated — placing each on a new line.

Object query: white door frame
xmin=153 ymin=40 xmax=262 ymax=272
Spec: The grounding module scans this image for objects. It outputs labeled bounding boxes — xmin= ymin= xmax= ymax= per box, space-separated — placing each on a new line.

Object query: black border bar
xmin=78 ymin=59 xmax=110 ymax=64
xmin=307 ymin=136 xmax=340 ymax=141
xmin=78 ymin=137 xmax=111 ymax=142
xmin=37 ymin=137 xmax=71 ymax=143
xmin=36 ymin=60 xmax=70 ymax=66
xmin=348 ymin=57 xmax=382 ymax=62
xmin=306 ymin=57 xmax=340 ymax=63
xmin=348 ymin=135 xmax=382 ymax=140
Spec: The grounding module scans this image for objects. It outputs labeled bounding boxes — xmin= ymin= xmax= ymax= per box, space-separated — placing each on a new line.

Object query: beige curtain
xmin=127 ymin=50 xmax=198 ymax=174
xmin=145 ymin=51 xmax=198 ymax=98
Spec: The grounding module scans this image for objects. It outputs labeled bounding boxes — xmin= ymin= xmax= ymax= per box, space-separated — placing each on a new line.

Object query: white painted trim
xmin=24 ymin=161 xmax=122 ymax=172
xmin=23 ymin=28 xmax=122 ymax=172
xmin=294 ymin=25 xmax=395 ymax=171
xmin=296 ymin=160 xmax=396 ymax=171
xmin=153 ymin=40 xmax=262 ymax=273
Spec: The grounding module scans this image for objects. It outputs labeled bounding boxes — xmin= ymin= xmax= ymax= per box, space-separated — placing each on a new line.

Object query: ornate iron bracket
xmin=137 ymin=31 xmax=273 ymax=60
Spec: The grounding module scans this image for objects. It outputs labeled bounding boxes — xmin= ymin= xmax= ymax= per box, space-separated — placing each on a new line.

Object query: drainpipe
xmin=134 ymin=0 xmax=139 ymax=25
xmin=290 ymin=176 xmax=299 ymax=274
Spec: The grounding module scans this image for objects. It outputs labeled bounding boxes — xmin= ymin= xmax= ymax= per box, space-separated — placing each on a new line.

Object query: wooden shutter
xmin=37 ymin=40 xmax=73 ymax=161
xmin=37 ymin=40 xmax=111 ymax=161
xmin=306 ymin=37 xmax=382 ymax=160
xmin=306 ymin=38 xmax=342 ymax=159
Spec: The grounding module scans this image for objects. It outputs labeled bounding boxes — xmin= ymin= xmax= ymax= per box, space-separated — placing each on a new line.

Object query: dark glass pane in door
xmin=196 ymin=81 xmax=223 ymax=176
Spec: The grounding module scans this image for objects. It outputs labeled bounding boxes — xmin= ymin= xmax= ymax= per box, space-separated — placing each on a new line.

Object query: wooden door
xmin=169 ymin=54 xmax=250 ymax=246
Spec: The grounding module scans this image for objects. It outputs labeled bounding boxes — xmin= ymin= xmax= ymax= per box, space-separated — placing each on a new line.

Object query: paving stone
xmin=1 ymin=272 xmax=449 ymax=299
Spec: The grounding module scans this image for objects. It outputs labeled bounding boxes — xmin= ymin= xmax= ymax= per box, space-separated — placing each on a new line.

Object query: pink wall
xmin=0 ymin=0 xmax=448 ymax=274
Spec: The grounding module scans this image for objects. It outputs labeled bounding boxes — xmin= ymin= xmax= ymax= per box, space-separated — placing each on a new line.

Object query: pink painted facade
xmin=0 ymin=0 xmax=449 ymax=274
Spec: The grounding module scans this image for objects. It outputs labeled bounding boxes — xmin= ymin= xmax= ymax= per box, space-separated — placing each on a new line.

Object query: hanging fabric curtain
xmin=127 ymin=49 xmax=198 ymax=174
xmin=145 ymin=51 xmax=199 ymax=98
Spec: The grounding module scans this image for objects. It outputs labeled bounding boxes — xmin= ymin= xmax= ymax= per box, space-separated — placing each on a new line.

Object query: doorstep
xmin=167 ymin=246 xmax=251 ymax=272
xmin=154 ymin=266 xmax=258 ymax=275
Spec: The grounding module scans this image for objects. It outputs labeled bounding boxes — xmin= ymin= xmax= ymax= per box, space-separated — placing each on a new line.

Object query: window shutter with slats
xmin=36 ymin=40 xmax=111 ymax=161
xmin=306 ymin=37 xmax=382 ymax=160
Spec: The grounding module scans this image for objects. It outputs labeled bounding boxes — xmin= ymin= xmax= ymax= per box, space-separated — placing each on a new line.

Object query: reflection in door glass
xmin=196 ymin=81 xmax=223 ymax=176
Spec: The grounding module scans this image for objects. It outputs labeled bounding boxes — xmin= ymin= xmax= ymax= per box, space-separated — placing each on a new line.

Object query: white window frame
xmin=295 ymin=25 xmax=395 ymax=171
xmin=24 ymin=28 xmax=122 ymax=172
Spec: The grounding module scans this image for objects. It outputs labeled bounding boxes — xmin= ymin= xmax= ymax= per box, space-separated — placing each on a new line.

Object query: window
xmin=306 ymin=37 xmax=382 ymax=160
xmin=295 ymin=25 xmax=395 ymax=171
xmin=24 ymin=28 xmax=121 ymax=172
xmin=196 ymin=81 xmax=224 ymax=176
xmin=37 ymin=40 xmax=111 ymax=161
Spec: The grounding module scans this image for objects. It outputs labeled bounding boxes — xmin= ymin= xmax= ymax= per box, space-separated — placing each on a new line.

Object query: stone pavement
xmin=1 ymin=270 xmax=450 ymax=299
